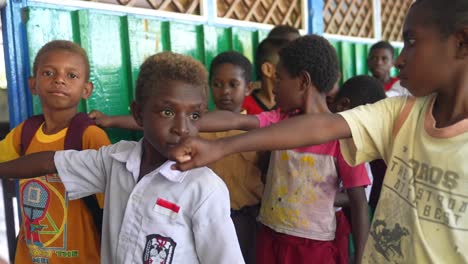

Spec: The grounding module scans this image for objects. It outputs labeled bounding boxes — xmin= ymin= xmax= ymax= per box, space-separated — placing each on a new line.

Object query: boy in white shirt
xmin=0 ymin=52 xmax=244 ymax=264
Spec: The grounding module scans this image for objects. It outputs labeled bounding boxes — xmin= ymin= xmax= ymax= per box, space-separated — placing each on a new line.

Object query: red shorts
xmin=256 ymin=224 xmax=338 ymax=264
xmin=334 ymin=210 xmax=351 ymax=264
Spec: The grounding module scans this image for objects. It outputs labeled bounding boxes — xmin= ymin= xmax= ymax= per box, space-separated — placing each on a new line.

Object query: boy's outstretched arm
xmin=197 ymin=110 xmax=259 ymax=132
xmin=347 ymin=186 xmax=370 ymax=264
xmin=0 ymin=151 xmax=56 ymax=179
xmin=89 ymin=110 xmax=142 ymax=130
xmin=170 ymin=112 xmax=351 ymax=170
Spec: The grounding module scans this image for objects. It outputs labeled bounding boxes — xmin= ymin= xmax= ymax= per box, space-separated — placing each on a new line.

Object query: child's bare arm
xmin=89 ymin=110 xmax=142 ymax=130
xmin=334 ymin=191 xmax=349 ymax=208
xmin=197 ymin=110 xmax=259 ymax=132
xmin=171 ymin=112 xmax=351 ymax=171
xmin=0 ymin=152 xmax=57 ymax=179
xmin=347 ymin=186 xmax=369 ymax=264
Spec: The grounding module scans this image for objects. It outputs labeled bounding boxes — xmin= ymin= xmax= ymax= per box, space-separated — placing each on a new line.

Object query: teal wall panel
xmin=77 ymin=10 xmax=133 ymax=142
xmin=26 ymin=8 xmax=78 ymax=114
xmin=23 ymin=6 xmax=390 ymax=142
xmin=168 ymin=22 xmax=205 ymax=63
xmin=354 ymin=44 xmax=368 ymax=76
xmin=126 ymin=17 xmax=168 ymax=96
xmin=232 ymin=28 xmax=255 ymax=63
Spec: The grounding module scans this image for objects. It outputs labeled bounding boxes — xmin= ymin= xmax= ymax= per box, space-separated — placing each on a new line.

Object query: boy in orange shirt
xmin=0 ymin=40 xmax=110 ymax=263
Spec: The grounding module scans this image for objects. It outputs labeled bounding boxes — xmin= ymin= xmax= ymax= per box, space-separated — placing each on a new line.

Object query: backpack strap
xmin=64 ymin=112 xmax=96 ymax=150
xmin=20 ymin=115 xmax=45 ymax=156
xmin=64 ymin=112 xmax=103 ymax=237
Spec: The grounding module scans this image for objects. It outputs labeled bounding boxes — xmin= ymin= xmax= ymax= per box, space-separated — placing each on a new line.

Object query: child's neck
xmin=139 ymin=139 xmax=167 ymax=181
xmin=432 ymin=83 xmax=468 ymax=128
xmin=257 ymin=80 xmax=276 ymax=109
xmin=303 ymin=92 xmax=331 ymax=115
xmin=41 ymin=108 xmax=78 ymax=135
xmin=379 ymin=74 xmax=392 ymax=84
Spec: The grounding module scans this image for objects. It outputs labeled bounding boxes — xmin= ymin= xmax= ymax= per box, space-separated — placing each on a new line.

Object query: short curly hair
xmin=268 ymin=25 xmax=300 ymax=39
xmin=33 ymin=40 xmax=90 ymax=80
xmin=279 ymin=35 xmax=339 ymax=93
xmin=336 ymin=75 xmax=386 ymax=108
xmin=255 ymin=37 xmax=290 ymax=78
xmin=209 ymin=51 xmax=252 ymax=83
xmin=369 ymin=41 xmax=395 ymax=57
xmin=135 ymin=52 xmax=208 ymax=104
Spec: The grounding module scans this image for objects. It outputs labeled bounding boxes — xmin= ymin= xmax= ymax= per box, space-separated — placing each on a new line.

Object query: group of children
xmin=0 ymin=0 xmax=467 ymax=263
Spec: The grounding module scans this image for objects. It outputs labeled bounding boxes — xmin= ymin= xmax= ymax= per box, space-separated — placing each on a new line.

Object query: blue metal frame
xmin=2 ymin=0 xmax=32 ymax=128
xmin=309 ymin=0 xmax=324 ymax=34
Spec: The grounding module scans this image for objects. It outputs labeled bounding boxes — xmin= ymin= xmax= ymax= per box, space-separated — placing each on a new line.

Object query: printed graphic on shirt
xmin=370 ymin=219 xmax=409 ymax=261
xmin=19 ymin=174 xmax=79 ymax=262
xmin=143 ymin=234 xmax=177 ymax=264
xmin=260 ymin=150 xmax=337 ymax=229
xmin=387 ymin=155 xmax=467 ymax=230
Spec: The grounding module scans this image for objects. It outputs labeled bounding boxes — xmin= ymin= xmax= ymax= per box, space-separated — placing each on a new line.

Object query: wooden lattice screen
xmin=323 ymin=0 xmax=373 ymax=38
xmin=84 ymin=0 xmax=201 ymax=15
xmin=217 ymin=0 xmax=302 ymax=29
xmin=381 ymin=0 xmax=413 ymax=42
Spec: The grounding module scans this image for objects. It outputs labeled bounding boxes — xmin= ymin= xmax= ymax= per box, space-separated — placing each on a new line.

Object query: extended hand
xmin=88 ymin=110 xmax=112 ymax=127
xmin=168 ymin=136 xmax=226 ymax=171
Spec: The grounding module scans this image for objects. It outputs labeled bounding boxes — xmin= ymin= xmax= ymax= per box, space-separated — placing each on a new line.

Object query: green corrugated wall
xmin=25 ymin=6 xmax=400 ymax=142
xmin=25 ymin=7 xmax=269 ymax=142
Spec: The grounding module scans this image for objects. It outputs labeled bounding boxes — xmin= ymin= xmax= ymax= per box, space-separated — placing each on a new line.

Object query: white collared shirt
xmin=55 ymin=140 xmax=244 ymax=264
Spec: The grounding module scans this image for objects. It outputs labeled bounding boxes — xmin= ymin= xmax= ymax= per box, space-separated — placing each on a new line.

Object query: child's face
xmin=368 ymin=48 xmax=394 ymax=80
xmin=211 ymin=63 xmax=250 ymax=113
xmin=273 ymin=61 xmax=303 ymax=112
xmin=28 ymin=50 xmax=92 ymax=112
xmin=131 ymin=80 xmax=205 ymax=162
xmin=395 ymin=5 xmax=457 ymax=96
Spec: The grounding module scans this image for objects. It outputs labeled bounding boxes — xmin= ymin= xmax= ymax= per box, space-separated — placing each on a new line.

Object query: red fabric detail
xmin=156 ymin=198 xmax=180 ymax=213
xmin=242 ymin=95 xmax=264 ymax=115
xmin=256 ymin=225 xmax=338 ymax=264
xmin=334 ymin=211 xmax=351 ymax=264
xmin=20 ymin=115 xmax=45 ymax=155
xmin=384 ymin=77 xmax=399 ymax=91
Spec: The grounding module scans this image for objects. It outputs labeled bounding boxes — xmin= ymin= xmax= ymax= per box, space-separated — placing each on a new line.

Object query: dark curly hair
xmin=209 ymin=51 xmax=252 ymax=83
xmin=279 ymin=35 xmax=339 ymax=93
xmin=135 ymin=52 xmax=208 ymax=104
xmin=336 ymin=75 xmax=386 ymax=108
xmin=369 ymin=41 xmax=395 ymax=57
xmin=268 ymin=25 xmax=300 ymax=39
xmin=412 ymin=0 xmax=468 ymax=38
xmin=33 ymin=40 xmax=90 ymax=80
xmin=255 ymin=37 xmax=290 ymax=78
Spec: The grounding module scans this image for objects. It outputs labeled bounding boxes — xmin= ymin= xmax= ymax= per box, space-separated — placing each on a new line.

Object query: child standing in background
xmin=196 ymin=35 xmax=370 ymax=264
xmin=171 ymin=1 xmax=468 ymax=262
xmin=331 ymin=75 xmax=387 ymax=264
xmin=242 ymin=37 xmax=290 ymax=114
xmin=367 ymin=41 xmax=410 ymax=97
xmin=200 ymin=51 xmax=264 ymax=264
xmin=0 ymin=40 xmax=110 ymax=264
xmin=0 ymin=52 xmax=244 ymax=264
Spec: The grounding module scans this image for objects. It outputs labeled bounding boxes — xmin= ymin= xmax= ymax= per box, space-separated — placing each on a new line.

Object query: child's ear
xmin=28 ymin=77 xmax=37 ymax=95
xmin=260 ymin=62 xmax=275 ymax=79
xmin=245 ymin=82 xmax=255 ymax=96
xmin=130 ymin=101 xmax=144 ymax=127
xmin=299 ymin=70 xmax=312 ymax=90
xmin=455 ymin=27 xmax=468 ymax=59
xmin=81 ymin=82 xmax=94 ymax=99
